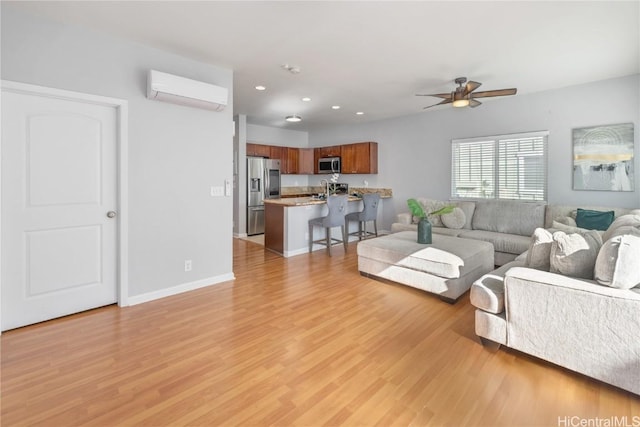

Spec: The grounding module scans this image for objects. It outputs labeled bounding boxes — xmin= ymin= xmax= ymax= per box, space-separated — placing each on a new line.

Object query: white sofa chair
xmin=471 ymin=209 xmax=640 ymax=395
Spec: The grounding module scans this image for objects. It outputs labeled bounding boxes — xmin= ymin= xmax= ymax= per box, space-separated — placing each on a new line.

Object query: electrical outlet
xmin=184 ymin=260 xmax=192 ymax=272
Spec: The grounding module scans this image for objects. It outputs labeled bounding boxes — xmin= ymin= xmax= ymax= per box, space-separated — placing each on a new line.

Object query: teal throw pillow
xmin=575 ymin=208 xmax=615 ymax=231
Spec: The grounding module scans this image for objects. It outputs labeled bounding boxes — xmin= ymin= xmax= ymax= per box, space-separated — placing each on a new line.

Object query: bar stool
xmin=308 ymin=194 xmax=349 ymax=255
xmin=345 ymin=193 xmax=380 ymax=240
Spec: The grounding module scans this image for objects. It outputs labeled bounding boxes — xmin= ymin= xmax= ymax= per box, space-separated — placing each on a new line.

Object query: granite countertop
xmin=264 ymin=196 xmax=355 ymax=206
xmin=266 ymin=193 xmax=391 ymax=207
xmin=281 ymin=186 xmax=393 ymax=198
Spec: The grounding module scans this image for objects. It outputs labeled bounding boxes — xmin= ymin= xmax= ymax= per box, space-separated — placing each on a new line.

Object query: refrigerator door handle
xmin=264 ymin=167 xmax=269 ymax=200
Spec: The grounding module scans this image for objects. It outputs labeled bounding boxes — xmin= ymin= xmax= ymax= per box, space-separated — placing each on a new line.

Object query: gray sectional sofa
xmin=391 ymin=198 xmax=547 ymax=265
xmin=391 ymin=198 xmax=640 ymax=395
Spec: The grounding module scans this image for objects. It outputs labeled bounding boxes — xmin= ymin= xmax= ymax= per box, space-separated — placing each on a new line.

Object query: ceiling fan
xmin=416 ymin=77 xmax=517 ymax=109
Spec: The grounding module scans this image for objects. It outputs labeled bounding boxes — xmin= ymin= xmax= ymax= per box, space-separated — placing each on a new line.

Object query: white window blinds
xmin=451 ymin=131 xmax=548 ymax=201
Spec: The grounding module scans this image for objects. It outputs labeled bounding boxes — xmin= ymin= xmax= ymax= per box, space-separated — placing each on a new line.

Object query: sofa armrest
xmin=396 ymin=212 xmax=413 ymax=225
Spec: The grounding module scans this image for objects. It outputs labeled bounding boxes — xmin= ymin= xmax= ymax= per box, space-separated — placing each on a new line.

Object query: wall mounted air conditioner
xmin=147 ymin=70 xmax=228 ymax=111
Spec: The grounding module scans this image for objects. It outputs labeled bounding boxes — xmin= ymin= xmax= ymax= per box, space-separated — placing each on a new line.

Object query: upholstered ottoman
xmin=357 ymin=231 xmax=494 ymax=302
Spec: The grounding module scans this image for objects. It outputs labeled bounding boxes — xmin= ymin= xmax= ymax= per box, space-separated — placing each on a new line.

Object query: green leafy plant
xmin=407 ymin=199 xmax=454 ymax=218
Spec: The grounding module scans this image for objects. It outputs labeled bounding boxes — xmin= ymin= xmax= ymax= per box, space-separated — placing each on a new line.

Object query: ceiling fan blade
xmin=415 ymin=92 xmax=451 ymax=99
xmin=463 ymin=81 xmax=482 ymax=96
xmin=469 ymin=98 xmax=482 ymax=108
xmin=423 ymin=98 xmax=452 ymax=109
xmin=471 ymin=88 xmax=517 ymax=98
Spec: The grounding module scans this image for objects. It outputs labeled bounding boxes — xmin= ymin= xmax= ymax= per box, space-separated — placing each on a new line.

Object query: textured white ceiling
xmin=8 ymin=1 xmax=640 ymax=130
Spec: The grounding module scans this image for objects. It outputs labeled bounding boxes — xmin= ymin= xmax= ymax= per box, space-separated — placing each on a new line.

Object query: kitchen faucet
xmin=320 ymin=179 xmax=330 ymax=198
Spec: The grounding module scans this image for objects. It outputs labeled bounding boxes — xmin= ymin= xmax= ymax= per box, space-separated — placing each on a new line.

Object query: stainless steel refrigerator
xmin=247 ymin=157 xmax=281 ymax=235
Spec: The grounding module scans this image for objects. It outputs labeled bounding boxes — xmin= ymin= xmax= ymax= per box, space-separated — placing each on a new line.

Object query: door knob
xmin=107 ymin=211 xmax=117 ymax=218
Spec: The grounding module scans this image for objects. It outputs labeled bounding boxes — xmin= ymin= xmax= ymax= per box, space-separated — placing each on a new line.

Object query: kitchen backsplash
xmin=281 ymin=186 xmax=392 ymax=198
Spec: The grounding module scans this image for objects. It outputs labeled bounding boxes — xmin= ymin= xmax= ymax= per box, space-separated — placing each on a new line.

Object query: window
xmin=451 ymin=131 xmax=548 ymax=201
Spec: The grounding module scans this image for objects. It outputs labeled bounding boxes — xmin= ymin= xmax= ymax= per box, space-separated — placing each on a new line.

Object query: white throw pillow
xmin=595 ymin=234 xmax=640 ymax=290
xmin=605 ymin=225 xmax=640 ymax=240
xmin=552 ymin=220 xmax=605 ymax=238
xmin=415 ymin=198 xmax=445 ymax=227
xmin=549 ymin=230 xmax=602 ymax=280
xmin=525 ymin=228 xmax=554 ymax=271
xmin=630 ymin=209 xmax=640 ymax=216
xmin=441 ymin=207 xmax=466 ymax=229
xmin=602 ymin=214 xmax=640 ymax=241
xmin=554 ymin=216 xmax=577 ymax=227
xmin=552 ymin=220 xmax=588 ymax=234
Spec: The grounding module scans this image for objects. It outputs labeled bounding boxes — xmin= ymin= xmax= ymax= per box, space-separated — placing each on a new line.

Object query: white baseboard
xmin=284 ymin=247 xmax=311 ymax=257
xmin=234 ymin=232 xmax=248 ymax=238
xmin=126 ymin=273 xmax=235 ymax=306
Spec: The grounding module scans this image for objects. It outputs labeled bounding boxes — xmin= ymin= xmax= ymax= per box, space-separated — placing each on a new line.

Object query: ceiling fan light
xmin=452 ymin=99 xmax=470 ymax=108
xmin=285 ymin=115 xmax=302 ymax=122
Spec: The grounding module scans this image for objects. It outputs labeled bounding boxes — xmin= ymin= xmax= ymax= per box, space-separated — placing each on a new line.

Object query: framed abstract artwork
xmin=572 ymin=123 xmax=635 ymax=191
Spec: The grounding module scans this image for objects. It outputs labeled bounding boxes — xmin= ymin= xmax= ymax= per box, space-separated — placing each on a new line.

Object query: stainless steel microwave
xmin=318 ymin=156 xmax=341 ymax=173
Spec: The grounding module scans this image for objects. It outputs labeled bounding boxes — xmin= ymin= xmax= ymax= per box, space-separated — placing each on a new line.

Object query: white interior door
xmin=1 ymin=88 xmax=118 ymax=331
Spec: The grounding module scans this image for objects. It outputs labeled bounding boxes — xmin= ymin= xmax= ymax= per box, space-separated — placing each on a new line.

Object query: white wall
xmin=246 ymin=123 xmax=310 ymax=187
xmin=1 ymin=6 xmax=234 ymax=300
xmin=309 ymin=75 xmax=640 ymax=229
xmin=247 ymin=124 xmax=308 ymax=148
xmin=233 ymin=115 xmax=248 ymax=237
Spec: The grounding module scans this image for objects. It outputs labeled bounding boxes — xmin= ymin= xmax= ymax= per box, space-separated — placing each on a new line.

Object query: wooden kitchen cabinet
xmin=270 ymin=146 xmax=299 ymax=174
xmin=298 ymin=148 xmax=315 ymax=175
xmin=315 ymin=145 xmax=341 ymax=158
xmin=246 ymin=143 xmax=271 ymax=158
xmin=249 ymin=141 xmax=378 ymax=175
xmin=269 ymin=145 xmax=285 ymax=164
xmin=341 ymin=142 xmax=378 ymax=174
xmin=285 ymin=148 xmax=299 ymax=174
xmin=313 ymin=145 xmax=341 ymax=174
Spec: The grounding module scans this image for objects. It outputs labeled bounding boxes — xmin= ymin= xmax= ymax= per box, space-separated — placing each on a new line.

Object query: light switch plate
xmin=211 ymin=186 xmax=224 ymax=197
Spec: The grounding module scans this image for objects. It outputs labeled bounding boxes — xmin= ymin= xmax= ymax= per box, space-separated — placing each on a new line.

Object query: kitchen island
xmin=264 ymin=193 xmax=390 ymax=257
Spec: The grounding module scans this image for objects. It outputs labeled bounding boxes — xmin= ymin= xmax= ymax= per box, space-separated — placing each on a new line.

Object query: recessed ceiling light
xmin=255 ymin=85 xmax=266 ymax=91
xmin=302 ymin=97 xmax=311 ymax=102
xmin=285 ymin=115 xmax=302 ymax=122
xmin=356 ymin=111 xmax=364 ymax=115
xmin=331 ymin=105 xmax=341 ymax=110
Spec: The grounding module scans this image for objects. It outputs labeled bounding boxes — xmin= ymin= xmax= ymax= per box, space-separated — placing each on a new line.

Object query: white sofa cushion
xmin=602 ymin=214 xmax=640 ymax=241
xmin=441 ymin=207 xmax=466 ymax=229
xmin=451 ymin=201 xmax=476 ymax=230
xmin=606 ymin=225 xmax=640 ymax=240
xmin=549 ymin=230 xmax=602 ymax=279
xmin=415 ymin=198 xmax=445 ymax=226
xmin=595 ymin=234 xmax=640 ymax=290
xmin=433 ymin=227 xmax=465 ymax=237
xmin=457 ymin=229 xmax=531 ymax=255
xmin=525 ymin=228 xmax=554 ymax=271
xmin=554 ymin=216 xmax=577 ymax=227
xmin=472 ymin=200 xmax=546 ymax=236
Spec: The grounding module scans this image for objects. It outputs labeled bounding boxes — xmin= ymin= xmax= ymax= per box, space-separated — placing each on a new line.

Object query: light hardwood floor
xmin=2 ymin=238 xmax=639 ymax=426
